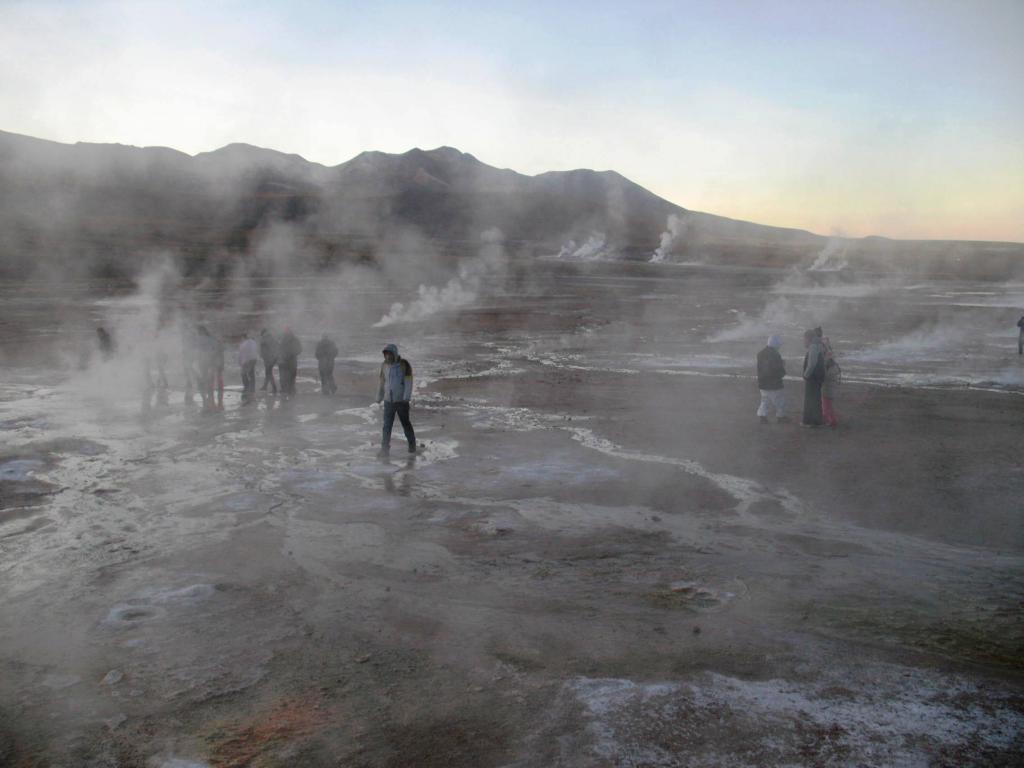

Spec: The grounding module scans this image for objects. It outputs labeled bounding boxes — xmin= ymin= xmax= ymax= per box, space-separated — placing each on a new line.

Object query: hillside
xmin=0 ymin=130 xmax=1020 ymax=280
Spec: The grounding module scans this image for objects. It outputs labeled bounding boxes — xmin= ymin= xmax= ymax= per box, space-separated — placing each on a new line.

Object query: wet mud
xmin=1 ymin=263 xmax=1023 ymax=766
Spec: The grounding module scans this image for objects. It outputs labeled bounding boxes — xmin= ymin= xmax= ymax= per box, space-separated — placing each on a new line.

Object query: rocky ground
xmin=1 ymin=274 xmax=1023 ymax=767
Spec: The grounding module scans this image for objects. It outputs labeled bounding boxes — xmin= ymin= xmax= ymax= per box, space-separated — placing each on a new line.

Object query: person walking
xmin=238 ymin=333 xmax=259 ymax=402
xmin=375 ymin=343 xmax=416 ymax=457
xmin=315 ymin=333 xmax=339 ymax=395
xmin=801 ymin=329 xmax=826 ymax=427
xmin=279 ymin=327 xmax=302 ymax=399
xmin=821 ymin=337 xmax=841 ymax=428
xmin=1017 ymin=314 xmax=1024 ymax=355
xmin=756 ymin=335 xmax=787 ymax=423
xmin=259 ymin=329 xmax=279 ymax=395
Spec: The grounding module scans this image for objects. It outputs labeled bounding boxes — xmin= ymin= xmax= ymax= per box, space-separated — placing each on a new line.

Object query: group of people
xmin=756 ymin=327 xmax=841 ymax=428
xmin=236 ymin=332 xmax=415 ymax=455
xmin=245 ymin=327 xmax=304 ymax=399
xmin=102 ymin=325 xmax=417 ymax=457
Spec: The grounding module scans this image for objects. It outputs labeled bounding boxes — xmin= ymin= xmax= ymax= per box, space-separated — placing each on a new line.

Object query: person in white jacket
xmin=238 ymin=333 xmax=259 ymax=401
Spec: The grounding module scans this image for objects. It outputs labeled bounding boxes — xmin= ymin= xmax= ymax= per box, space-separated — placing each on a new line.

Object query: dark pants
xmin=241 ymin=360 xmax=257 ymax=394
xmin=382 ymin=401 xmax=416 ymax=452
xmin=280 ymin=358 xmax=298 ymax=397
xmin=261 ymin=361 xmax=277 ymax=393
xmin=318 ymin=362 xmax=337 ymax=395
xmin=1019 ymin=331 xmax=1022 ymax=355
xmin=803 ymin=378 xmax=823 ymax=426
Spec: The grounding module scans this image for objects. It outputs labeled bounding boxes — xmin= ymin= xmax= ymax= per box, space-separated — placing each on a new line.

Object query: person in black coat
xmin=259 ymin=329 xmax=278 ymax=394
xmin=315 ymin=334 xmax=339 ymax=395
xmin=755 ymin=334 xmax=787 ymax=423
xmin=278 ymin=328 xmax=302 ymax=399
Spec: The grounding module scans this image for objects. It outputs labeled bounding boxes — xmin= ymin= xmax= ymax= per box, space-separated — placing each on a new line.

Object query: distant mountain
xmin=0 ymin=130 xmax=1020 ymax=280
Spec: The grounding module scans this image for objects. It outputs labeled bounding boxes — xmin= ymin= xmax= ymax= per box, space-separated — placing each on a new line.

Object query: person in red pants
xmin=821 ymin=338 xmax=841 ymax=428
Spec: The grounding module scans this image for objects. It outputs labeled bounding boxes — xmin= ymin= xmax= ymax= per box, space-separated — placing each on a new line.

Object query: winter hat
xmin=382 ymin=343 xmax=399 ymax=356
xmin=767 ymin=335 xmax=781 ymax=349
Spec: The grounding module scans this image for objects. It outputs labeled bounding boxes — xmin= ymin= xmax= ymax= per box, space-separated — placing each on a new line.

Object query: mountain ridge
xmin=1 ymin=129 xmax=1021 ymax=281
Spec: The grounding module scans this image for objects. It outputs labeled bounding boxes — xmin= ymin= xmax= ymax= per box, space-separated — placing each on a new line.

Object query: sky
xmin=2 ymin=0 xmax=1022 ymax=242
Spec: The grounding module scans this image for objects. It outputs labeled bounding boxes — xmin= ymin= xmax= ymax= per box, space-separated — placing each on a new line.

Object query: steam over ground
xmin=2 ymin=133 xmax=1024 ymax=763
xmin=2 ymin=225 xmax=1023 ymax=766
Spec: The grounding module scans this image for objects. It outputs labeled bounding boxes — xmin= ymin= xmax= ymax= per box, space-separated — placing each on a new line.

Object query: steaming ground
xmin=1 ymin=261 xmax=1023 ymax=766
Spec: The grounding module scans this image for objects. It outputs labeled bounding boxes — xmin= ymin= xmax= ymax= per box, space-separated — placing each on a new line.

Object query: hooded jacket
xmin=756 ymin=344 xmax=786 ymax=390
xmin=377 ymin=344 xmax=413 ymax=403
xmin=803 ymin=338 xmax=826 ymax=382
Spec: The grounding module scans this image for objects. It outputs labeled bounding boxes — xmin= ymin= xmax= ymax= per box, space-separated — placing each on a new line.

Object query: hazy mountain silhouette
xmin=1 ymin=130 xmax=1020 ymax=280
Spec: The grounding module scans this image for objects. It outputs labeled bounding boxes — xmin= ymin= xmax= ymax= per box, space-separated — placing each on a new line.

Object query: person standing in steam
xmin=238 ymin=333 xmax=259 ymax=402
xmin=801 ymin=329 xmax=826 ymax=427
xmin=755 ymin=335 xmax=788 ymax=424
xmin=1017 ymin=314 xmax=1024 ymax=355
xmin=821 ymin=337 xmax=841 ymax=428
xmin=315 ymin=333 xmax=339 ymax=395
xmin=375 ymin=343 xmax=416 ymax=457
xmin=96 ymin=326 xmax=115 ymax=359
xmin=195 ymin=325 xmax=218 ymax=411
xmin=259 ymin=329 xmax=279 ymax=395
xmin=214 ymin=333 xmax=226 ymax=410
xmin=182 ymin=325 xmax=199 ymax=404
xmin=279 ymin=327 xmax=302 ymax=399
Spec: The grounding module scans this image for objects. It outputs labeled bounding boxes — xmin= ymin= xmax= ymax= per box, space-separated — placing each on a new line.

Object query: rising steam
xmin=808 ymin=233 xmax=849 ymax=271
xmin=374 ymin=228 xmax=506 ymax=327
xmin=557 ymin=232 xmax=610 ymax=261
xmin=649 ymin=213 xmax=688 ymax=263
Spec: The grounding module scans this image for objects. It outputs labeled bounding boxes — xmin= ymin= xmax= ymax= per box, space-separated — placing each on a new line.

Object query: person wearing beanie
xmin=756 ymin=334 xmax=788 ymax=424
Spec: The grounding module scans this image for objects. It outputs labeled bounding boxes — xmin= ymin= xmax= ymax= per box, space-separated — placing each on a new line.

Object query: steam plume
xmin=649 ymin=213 xmax=688 ymax=263
xmin=374 ymin=228 xmax=506 ymax=327
xmin=558 ymin=232 xmax=610 ymax=261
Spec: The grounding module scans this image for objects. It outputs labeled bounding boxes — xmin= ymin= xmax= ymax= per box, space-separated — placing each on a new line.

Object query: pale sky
xmin=2 ymin=0 xmax=1022 ymax=241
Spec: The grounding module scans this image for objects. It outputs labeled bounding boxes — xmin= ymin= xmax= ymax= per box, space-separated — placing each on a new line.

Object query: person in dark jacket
xmin=1017 ymin=315 xmax=1024 ymax=355
xmin=278 ymin=327 xmax=302 ymax=399
xmin=195 ymin=325 xmax=219 ymax=411
xmin=375 ymin=343 xmax=416 ymax=457
xmin=259 ymin=329 xmax=279 ymax=394
xmin=756 ymin=335 xmax=787 ymax=423
xmin=801 ymin=329 xmax=826 ymax=427
xmin=96 ymin=327 xmax=115 ymax=359
xmin=315 ymin=333 xmax=339 ymax=395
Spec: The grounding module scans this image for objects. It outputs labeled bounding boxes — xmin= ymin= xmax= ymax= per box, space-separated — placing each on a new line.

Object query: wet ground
xmin=1 ymin=260 xmax=1023 ymax=766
